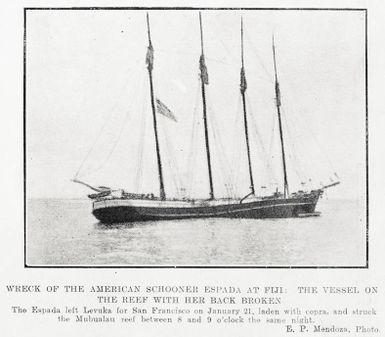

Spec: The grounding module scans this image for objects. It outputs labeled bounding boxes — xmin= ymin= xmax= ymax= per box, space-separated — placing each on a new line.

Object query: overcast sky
xmin=26 ymin=9 xmax=366 ymax=200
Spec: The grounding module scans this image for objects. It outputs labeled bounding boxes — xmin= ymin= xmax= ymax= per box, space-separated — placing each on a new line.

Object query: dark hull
xmin=92 ymin=191 xmax=321 ymax=223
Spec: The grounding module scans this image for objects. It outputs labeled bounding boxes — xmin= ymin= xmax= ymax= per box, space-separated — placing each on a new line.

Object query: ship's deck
xmin=92 ymin=191 xmax=321 ymax=211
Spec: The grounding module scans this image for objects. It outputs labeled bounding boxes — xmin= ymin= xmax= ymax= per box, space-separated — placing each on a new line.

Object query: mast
xmin=272 ymin=35 xmax=289 ymax=198
xmin=240 ymin=18 xmax=255 ymax=195
xmin=146 ymin=13 xmax=166 ymax=200
xmin=199 ymin=12 xmax=214 ymax=200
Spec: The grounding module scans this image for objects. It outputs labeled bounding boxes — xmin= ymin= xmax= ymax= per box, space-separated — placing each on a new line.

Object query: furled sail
xmin=240 ymin=67 xmax=247 ymax=93
xmin=199 ymin=55 xmax=209 ymax=85
xmin=146 ymin=44 xmax=154 ymax=71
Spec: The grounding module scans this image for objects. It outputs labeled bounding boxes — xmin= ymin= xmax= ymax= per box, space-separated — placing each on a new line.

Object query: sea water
xmin=26 ymin=198 xmax=366 ymax=266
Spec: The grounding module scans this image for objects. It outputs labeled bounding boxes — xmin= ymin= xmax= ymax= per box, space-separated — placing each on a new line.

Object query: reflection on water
xmin=26 ymin=198 xmax=366 ymax=266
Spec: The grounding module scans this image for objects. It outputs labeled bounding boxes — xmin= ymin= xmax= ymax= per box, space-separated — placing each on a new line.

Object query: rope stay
xmin=206 ymin=92 xmax=236 ymax=198
xmin=73 ymin=17 xmax=339 ymax=200
xmin=185 ymin=82 xmax=201 ymax=197
xmin=228 ymin=95 xmax=244 ymax=198
xmin=74 ymin=64 xmax=143 ymax=181
xmin=134 ymin=76 xmax=148 ymax=193
xmin=280 ymin=107 xmax=308 ymax=185
xmin=269 ymin=58 xmax=339 ymax=187
xmin=161 ymin=117 xmax=184 ymax=198
xmin=245 ymin=94 xmax=279 ymax=192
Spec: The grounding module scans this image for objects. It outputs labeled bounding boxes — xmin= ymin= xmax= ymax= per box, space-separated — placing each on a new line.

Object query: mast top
xmin=241 ymin=17 xmax=244 ymax=68
xmin=146 ymin=12 xmax=152 ymax=46
xmin=272 ymin=34 xmax=279 ymax=82
xmin=199 ymin=12 xmax=204 ymax=55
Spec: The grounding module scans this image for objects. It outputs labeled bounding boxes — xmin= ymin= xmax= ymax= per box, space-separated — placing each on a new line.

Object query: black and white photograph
xmin=25 ymin=8 xmax=367 ymax=267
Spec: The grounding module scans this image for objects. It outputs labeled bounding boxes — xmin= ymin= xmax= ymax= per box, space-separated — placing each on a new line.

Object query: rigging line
xmin=264 ymin=108 xmax=279 ymax=187
xmin=155 ymin=19 xmax=227 ymax=64
xmin=156 ymin=103 xmax=193 ymax=196
xmin=183 ymin=84 xmax=199 ymax=193
xmin=196 ymin=14 xmax=237 ymax=67
xmin=162 ymin=133 xmax=178 ymax=197
xmin=233 ymin=137 xmax=244 ymax=197
xmin=232 ymin=124 xmax=245 ymax=196
xmin=79 ymin=67 xmax=144 ymax=180
xmin=76 ymin=69 xmax=143 ymax=179
xmin=206 ymin=93 xmax=233 ymax=174
xmin=161 ymin=118 xmax=183 ymax=196
xmin=244 ymin=32 xmax=275 ymax=84
xmin=156 ymin=47 xmax=199 ymax=59
xmin=187 ymin=140 xmax=197 ymax=196
xmin=301 ymin=108 xmax=337 ymax=177
xmin=204 ymin=105 xmax=226 ymax=195
xmin=289 ymin=117 xmax=315 ymax=183
xmin=267 ymin=109 xmax=276 ymax=160
xmin=211 ymin=116 xmax=236 ymax=198
xmin=229 ymin=95 xmax=243 ymax=197
xmin=74 ymin=63 xmax=143 ymax=179
xmin=209 ymin=16 xmax=239 ymax=68
xmin=229 ymin=95 xmax=242 ymax=175
xmin=208 ymin=120 xmax=230 ymax=197
xmin=206 ymin=94 xmax=235 ymax=195
xmin=134 ymin=75 xmax=148 ymax=193
xmin=281 ymin=100 xmax=319 ymax=182
xmin=280 ymin=108 xmax=308 ymax=183
xmin=186 ymin=82 xmax=201 ymax=195
xmin=168 ymin=152 xmax=182 ymax=198
xmin=233 ymin=95 xmax=254 ymax=197
xmin=83 ymin=70 xmax=145 ymax=178
xmin=245 ymin=94 xmax=278 ymax=185
xmin=276 ymin=75 xmax=338 ymax=176
xmin=85 ymin=104 xmax=132 ymax=176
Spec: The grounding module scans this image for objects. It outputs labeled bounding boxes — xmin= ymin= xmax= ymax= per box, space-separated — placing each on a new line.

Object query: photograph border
xmin=23 ymin=6 xmax=369 ymax=269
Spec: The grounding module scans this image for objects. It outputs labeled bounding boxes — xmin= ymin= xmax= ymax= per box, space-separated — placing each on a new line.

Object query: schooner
xmin=73 ymin=13 xmax=339 ymax=223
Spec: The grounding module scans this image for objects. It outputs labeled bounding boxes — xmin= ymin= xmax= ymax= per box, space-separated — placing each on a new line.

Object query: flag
xmin=240 ymin=67 xmax=247 ymax=93
xmin=146 ymin=44 xmax=154 ymax=71
xmin=275 ymin=82 xmax=281 ymax=107
xmin=156 ymin=98 xmax=177 ymax=122
xmin=199 ymin=55 xmax=209 ymax=85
